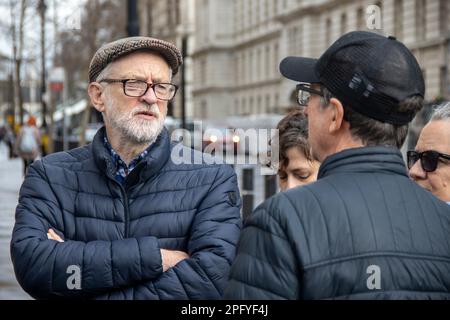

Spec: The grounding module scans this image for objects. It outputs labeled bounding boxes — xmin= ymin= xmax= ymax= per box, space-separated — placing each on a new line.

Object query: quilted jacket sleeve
xmin=10 ymin=160 xmax=164 ymax=299
xmin=223 ymin=194 xmax=299 ymax=300
xmin=95 ymin=165 xmax=242 ymax=300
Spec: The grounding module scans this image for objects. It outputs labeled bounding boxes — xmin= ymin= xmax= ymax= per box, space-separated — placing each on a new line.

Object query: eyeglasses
xmin=296 ymin=83 xmax=324 ymax=106
xmin=99 ymin=79 xmax=178 ymax=101
xmin=407 ymin=150 xmax=450 ymax=172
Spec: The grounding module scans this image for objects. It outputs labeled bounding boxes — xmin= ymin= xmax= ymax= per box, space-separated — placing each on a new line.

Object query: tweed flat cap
xmin=88 ymin=36 xmax=183 ymax=82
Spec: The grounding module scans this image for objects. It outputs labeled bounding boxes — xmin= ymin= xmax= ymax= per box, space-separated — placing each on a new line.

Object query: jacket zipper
xmin=121 ymin=186 xmax=130 ymax=238
xmin=108 ymin=162 xmax=145 ymax=239
xmin=108 ymin=177 xmax=130 ymax=238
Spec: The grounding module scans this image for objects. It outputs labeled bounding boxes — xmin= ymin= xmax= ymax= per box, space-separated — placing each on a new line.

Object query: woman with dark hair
xmin=277 ymin=110 xmax=320 ymax=191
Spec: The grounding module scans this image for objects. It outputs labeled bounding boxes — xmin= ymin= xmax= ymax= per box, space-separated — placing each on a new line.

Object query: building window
xmin=440 ymin=0 xmax=448 ymax=36
xmin=440 ymin=66 xmax=448 ymax=98
xmin=242 ymin=168 xmax=255 ymax=219
xmin=248 ymin=0 xmax=253 ymax=27
xmin=243 ymin=168 xmax=254 ymax=190
xmin=416 ymin=0 xmax=426 ymax=41
xmin=175 ymin=0 xmax=180 ymax=25
xmin=265 ymin=175 xmax=278 ymax=199
xmin=200 ymin=58 xmax=207 ymax=84
xmin=273 ymin=43 xmax=279 ymax=77
xmin=274 ymin=93 xmax=279 ymax=112
xmin=264 ymin=0 xmax=269 ymax=21
xmin=266 ymin=94 xmax=271 ymax=113
xmin=265 ymin=45 xmax=271 ymax=78
xmin=326 ymin=17 xmax=332 ymax=46
xmin=357 ymin=7 xmax=365 ymax=30
xmin=257 ymin=96 xmax=262 ymax=114
xmin=240 ymin=0 xmax=244 ymax=31
xmin=201 ymin=101 xmax=208 ymax=119
xmin=422 ymin=68 xmax=427 ymax=92
xmin=249 ymin=50 xmax=254 ymax=82
xmin=340 ymin=13 xmax=347 ymax=35
xmin=243 ymin=52 xmax=247 ymax=84
xmin=234 ymin=54 xmax=238 ymax=84
xmin=203 ymin=0 xmax=209 ymax=42
xmin=256 ymin=48 xmax=262 ymax=81
xmin=394 ymin=0 xmax=404 ymax=39
xmin=288 ymin=26 xmax=298 ymax=55
xmin=242 ymin=194 xmax=254 ymax=219
xmin=255 ymin=0 xmax=260 ymax=25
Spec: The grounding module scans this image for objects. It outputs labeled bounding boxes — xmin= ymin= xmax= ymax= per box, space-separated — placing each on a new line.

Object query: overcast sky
xmin=0 ymin=0 xmax=86 ymax=78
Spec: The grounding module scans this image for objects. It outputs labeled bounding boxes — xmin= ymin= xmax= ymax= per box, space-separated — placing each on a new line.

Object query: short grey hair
xmin=431 ymin=102 xmax=450 ymax=121
xmin=95 ymin=63 xmax=113 ymax=82
xmin=319 ymin=85 xmax=423 ymax=148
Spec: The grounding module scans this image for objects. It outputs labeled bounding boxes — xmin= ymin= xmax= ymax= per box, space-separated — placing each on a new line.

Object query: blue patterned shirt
xmin=104 ymin=137 xmax=149 ymax=185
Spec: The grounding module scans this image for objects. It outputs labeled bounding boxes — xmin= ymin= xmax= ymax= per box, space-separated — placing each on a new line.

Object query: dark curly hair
xmin=277 ymin=109 xmax=312 ymax=168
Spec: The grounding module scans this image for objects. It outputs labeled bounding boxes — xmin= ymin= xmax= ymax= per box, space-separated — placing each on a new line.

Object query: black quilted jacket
xmin=225 ymin=146 xmax=450 ymax=299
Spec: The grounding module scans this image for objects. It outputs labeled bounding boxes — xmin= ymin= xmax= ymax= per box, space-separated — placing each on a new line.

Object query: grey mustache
xmin=132 ymin=105 xmax=159 ymax=117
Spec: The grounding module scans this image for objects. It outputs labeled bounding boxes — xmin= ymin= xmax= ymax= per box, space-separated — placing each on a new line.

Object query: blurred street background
xmin=0 ymin=0 xmax=449 ymax=299
xmin=0 ymin=143 xmax=31 ymax=299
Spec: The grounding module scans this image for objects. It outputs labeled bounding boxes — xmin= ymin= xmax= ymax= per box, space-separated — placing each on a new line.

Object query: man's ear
xmin=88 ymin=82 xmax=105 ymax=113
xmin=328 ymin=97 xmax=345 ymax=133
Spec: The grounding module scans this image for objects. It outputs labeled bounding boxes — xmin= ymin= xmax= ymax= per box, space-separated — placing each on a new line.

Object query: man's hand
xmin=47 ymin=228 xmax=64 ymax=242
xmin=160 ymin=249 xmax=189 ymax=272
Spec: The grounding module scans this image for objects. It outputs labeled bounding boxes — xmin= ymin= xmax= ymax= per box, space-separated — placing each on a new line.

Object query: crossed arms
xmin=11 ymin=160 xmax=241 ymax=299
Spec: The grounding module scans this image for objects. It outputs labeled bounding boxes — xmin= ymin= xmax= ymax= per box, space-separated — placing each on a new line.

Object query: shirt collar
xmin=103 ymin=136 xmax=150 ymax=183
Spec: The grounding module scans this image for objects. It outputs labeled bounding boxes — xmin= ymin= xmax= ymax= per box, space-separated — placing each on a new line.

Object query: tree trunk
xmin=17 ymin=0 xmax=26 ymax=125
xmin=79 ymin=0 xmax=100 ymax=146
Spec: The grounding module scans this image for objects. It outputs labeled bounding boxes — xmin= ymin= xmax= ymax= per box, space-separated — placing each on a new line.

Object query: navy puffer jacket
xmin=11 ymin=127 xmax=242 ymax=299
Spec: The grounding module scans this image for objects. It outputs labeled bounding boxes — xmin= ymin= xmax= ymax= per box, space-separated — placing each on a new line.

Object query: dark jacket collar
xmin=92 ymin=126 xmax=171 ymax=184
xmin=318 ymin=146 xmax=408 ymax=180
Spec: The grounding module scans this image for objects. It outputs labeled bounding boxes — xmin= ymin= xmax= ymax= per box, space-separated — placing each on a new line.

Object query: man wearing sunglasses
xmin=226 ymin=31 xmax=450 ymax=300
xmin=11 ymin=37 xmax=241 ymax=299
xmin=409 ymin=103 xmax=450 ymax=205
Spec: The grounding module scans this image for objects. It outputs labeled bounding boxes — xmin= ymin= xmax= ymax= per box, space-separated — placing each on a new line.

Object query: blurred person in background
xmin=15 ymin=116 xmax=41 ymax=175
xmin=5 ymin=124 xmax=17 ymax=159
xmin=277 ymin=109 xmax=319 ymax=191
xmin=408 ymin=102 xmax=450 ymax=205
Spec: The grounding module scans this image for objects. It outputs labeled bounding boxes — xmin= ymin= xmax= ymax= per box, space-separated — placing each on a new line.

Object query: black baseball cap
xmin=280 ymin=31 xmax=425 ymax=125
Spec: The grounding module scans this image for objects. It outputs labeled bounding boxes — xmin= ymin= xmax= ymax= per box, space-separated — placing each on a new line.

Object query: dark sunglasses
xmin=407 ymin=150 xmax=450 ymax=172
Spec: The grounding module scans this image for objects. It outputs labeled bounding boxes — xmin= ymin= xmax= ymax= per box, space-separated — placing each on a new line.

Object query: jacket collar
xmin=92 ymin=126 xmax=170 ymax=184
xmin=318 ymin=146 xmax=408 ymax=180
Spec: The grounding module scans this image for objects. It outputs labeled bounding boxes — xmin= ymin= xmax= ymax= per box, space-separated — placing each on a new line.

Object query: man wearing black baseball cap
xmin=225 ymin=31 xmax=450 ymax=300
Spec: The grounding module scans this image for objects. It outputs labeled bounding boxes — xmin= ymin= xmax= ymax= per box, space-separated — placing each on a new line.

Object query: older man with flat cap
xmin=225 ymin=31 xmax=450 ymax=300
xmin=11 ymin=37 xmax=241 ymax=300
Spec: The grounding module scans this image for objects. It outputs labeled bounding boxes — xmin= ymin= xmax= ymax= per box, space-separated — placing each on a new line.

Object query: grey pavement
xmin=0 ymin=142 xmax=32 ymax=300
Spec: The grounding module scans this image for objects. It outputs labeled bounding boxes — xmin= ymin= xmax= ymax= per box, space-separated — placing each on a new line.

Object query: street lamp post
xmin=38 ymin=0 xmax=47 ymax=129
xmin=181 ymin=36 xmax=187 ymax=130
xmin=127 ymin=0 xmax=140 ymax=36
